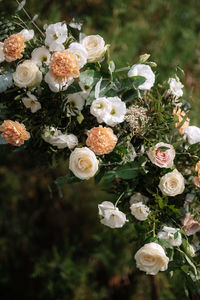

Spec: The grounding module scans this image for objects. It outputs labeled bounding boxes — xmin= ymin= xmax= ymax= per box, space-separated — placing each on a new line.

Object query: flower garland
xmin=0 ymin=10 xmax=200 ymax=290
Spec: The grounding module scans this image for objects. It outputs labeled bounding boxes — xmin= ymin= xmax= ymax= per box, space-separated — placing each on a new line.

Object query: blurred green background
xmin=1 ymin=0 xmax=200 ymax=299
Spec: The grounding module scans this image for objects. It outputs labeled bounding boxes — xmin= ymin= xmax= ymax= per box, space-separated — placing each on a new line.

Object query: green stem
xmin=114 ymin=192 xmax=125 ymax=208
xmin=15 ymin=0 xmax=45 ymax=37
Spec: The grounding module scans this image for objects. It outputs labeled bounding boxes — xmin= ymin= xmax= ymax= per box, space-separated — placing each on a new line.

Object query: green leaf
xmin=122 ymin=88 xmax=138 ymax=103
xmin=79 ymin=70 xmax=101 ymax=86
xmin=116 ymin=161 xmax=139 ymax=179
xmin=55 ymin=173 xmax=81 ymax=186
xmin=158 ymin=239 xmax=173 ymax=249
xmin=64 ymin=80 xmax=82 ymax=94
xmin=77 ymin=112 xmax=84 ymax=124
xmin=158 ymin=146 xmax=170 ymax=152
xmin=102 ymin=170 xmax=116 ymax=183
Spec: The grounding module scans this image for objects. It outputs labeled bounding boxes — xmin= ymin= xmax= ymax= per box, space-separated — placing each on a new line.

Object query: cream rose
xmin=81 ymin=35 xmax=106 ymax=63
xmin=147 ymin=142 xmax=175 ymax=168
xmin=69 ymin=147 xmax=99 ymax=180
xmin=159 ymin=169 xmax=185 ymax=196
xmin=134 ymin=242 xmax=169 ymax=275
xmin=130 ymin=202 xmax=150 ymax=221
xmin=13 ymin=60 xmax=42 ymax=88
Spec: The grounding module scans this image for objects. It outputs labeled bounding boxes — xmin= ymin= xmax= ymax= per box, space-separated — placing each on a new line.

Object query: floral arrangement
xmin=0 ymin=5 xmax=200 ymax=290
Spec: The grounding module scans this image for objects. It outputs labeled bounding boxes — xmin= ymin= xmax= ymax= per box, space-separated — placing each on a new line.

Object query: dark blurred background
xmin=1 ymin=0 xmax=200 ymax=299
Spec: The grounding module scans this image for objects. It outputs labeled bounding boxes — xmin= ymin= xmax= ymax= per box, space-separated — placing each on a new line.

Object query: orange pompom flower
xmin=3 ymin=33 xmax=25 ymax=62
xmin=173 ymin=106 xmax=190 ymax=135
xmin=50 ymin=50 xmax=79 ymax=81
xmin=0 ymin=120 xmax=30 ymax=146
xmin=86 ymin=126 xmax=118 ymax=155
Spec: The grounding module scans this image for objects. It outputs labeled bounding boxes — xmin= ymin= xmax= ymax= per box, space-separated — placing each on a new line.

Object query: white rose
xmin=42 ymin=126 xmax=78 ymax=149
xmin=128 ymin=64 xmax=155 ymax=90
xmin=130 ymin=202 xmax=150 ymax=221
xmin=20 ymin=29 xmax=34 ymax=41
xmin=168 ymin=77 xmax=184 ymax=98
xmin=45 ymin=22 xmax=68 ymax=52
xmin=90 ymin=96 xmax=126 ymax=127
xmin=44 ymin=71 xmax=73 ymax=93
xmin=22 ymin=92 xmax=41 ymax=113
xmin=0 ymin=42 xmax=5 ymax=63
xmin=81 ymin=35 xmax=106 ymax=62
xmin=69 ymin=147 xmax=99 ymax=180
xmin=66 ymin=92 xmax=85 ymax=116
xmin=158 ymin=226 xmax=182 ymax=247
xmin=159 ymin=169 xmax=185 ymax=196
xmin=68 ymin=42 xmax=88 ymax=68
xmin=134 ymin=242 xmax=169 ymax=275
xmin=98 ymin=201 xmax=128 ymax=229
xmin=31 ymin=46 xmax=51 ymax=66
xmin=185 ymin=126 xmax=200 ymax=145
xmin=13 ymin=60 xmax=42 ymax=88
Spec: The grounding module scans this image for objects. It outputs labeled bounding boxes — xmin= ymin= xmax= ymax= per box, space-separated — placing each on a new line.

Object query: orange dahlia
xmin=3 ymin=33 xmax=25 ymax=62
xmin=86 ymin=126 xmax=117 ymax=155
xmin=50 ymin=50 xmax=79 ymax=81
xmin=173 ymin=106 xmax=190 ymax=135
xmin=0 ymin=120 xmax=30 ymax=146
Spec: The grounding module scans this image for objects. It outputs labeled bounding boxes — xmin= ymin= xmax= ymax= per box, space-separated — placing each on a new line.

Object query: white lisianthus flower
xmin=158 ymin=226 xmax=182 ymax=247
xmin=90 ymin=97 xmax=112 ymax=123
xmin=69 ymin=147 xmax=99 ymax=180
xmin=159 ymin=169 xmax=185 ymax=196
xmin=185 ymin=126 xmax=200 ymax=145
xmin=128 ymin=64 xmax=155 ymax=90
xmin=168 ymin=77 xmax=184 ymax=98
xmin=31 ymin=46 xmax=50 ymax=66
xmin=0 ymin=42 xmax=5 ymax=63
xmin=81 ymin=35 xmax=106 ymax=62
xmin=134 ymin=242 xmax=169 ymax=275
xmin=13 ymin=60 xmax=42 ymax=88
xmin=130 ymin=202 xmax=150 ymax=221
xmin=98 ymin=201 xmax=128 ymax=229
xmin=44 ymin=71 xmax=73 ymax=93
xmin=66 ymin=93 xmax=85 ymax=116
xmin=78 ymin=81 xmax=92 ymax=99
xmin=130 ymin=193 xmax=149 ymax=205
xmin=90 ymin=96 xmax=126 ymax=127
xmin=22 ymin=92 xmax=41 ymax=113
xmin=45 ymin=22 xmax=68 ymax=52
xmin=105 ymin=97 xmax=126 ymax=127
xmin=20 ymin=29 xmax=34 ymax=41
xmin=68 ymin=42 xmax=88 ymax=68
xmin=42 ymin=126 xmax=78 ymax=149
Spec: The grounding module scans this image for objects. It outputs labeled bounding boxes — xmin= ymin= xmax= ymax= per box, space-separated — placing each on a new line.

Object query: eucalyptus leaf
xmin=79 ymin=70 xmax=101 ymax=87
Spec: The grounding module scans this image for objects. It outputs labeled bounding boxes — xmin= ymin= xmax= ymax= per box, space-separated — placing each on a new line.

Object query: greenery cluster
xmin=0 ymin=1 xmax=200 ymax=299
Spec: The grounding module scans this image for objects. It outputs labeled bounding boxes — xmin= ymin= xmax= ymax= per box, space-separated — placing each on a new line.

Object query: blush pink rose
xmin=147 ymin=142 xmax=175 ymax=168
xmin=182 ymin=213 xmax=200 ymax=236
